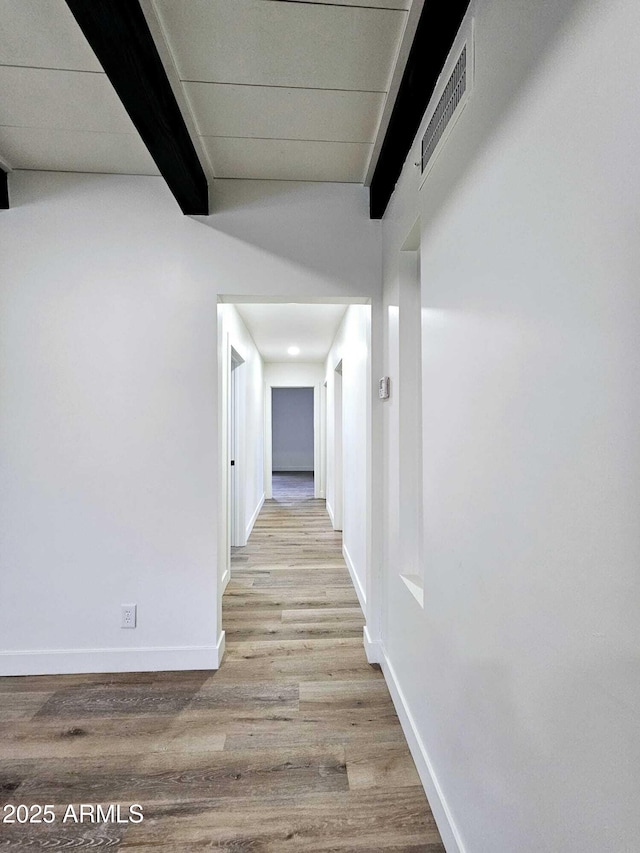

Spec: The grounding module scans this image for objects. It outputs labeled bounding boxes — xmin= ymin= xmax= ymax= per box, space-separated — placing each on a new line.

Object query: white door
xmin=229 ymin=348 xmax=244 ymax=548
xmin=333 ymin=361 xmax=343 ymax=531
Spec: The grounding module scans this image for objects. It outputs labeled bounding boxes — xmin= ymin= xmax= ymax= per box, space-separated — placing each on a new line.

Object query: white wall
xmin=265 ymin=362 xmax=325 ymax=388
xmin=0 ymin=175 xmax=221 ymax=674
xmin=325 ymin=305 xmax=370 ymax=609
xmin=380 ymin=0 xmax=640 ymax=850
xmin=272 ymin=388 xmax=314 ymax=472
xmin=0 ymin=172 xmax=381 ymax=675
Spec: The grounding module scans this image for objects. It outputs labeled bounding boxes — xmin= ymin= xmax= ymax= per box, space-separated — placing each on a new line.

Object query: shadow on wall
xmin=190 ymin=180 xmax=380 ymax=294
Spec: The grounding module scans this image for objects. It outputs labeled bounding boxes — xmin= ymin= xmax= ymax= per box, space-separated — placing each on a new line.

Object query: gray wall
xmin=271 ymin=387 xmax=314 ymax=471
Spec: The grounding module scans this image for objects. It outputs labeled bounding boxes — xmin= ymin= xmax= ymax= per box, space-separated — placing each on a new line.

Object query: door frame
xmin=264 ymin=383 xmax=323 ymax=499
xmin=331 ymin=360 xmax=344 ymax=531
xmin=216 ymin=295 xmax=382 ymax=666
xmin=229 ymin=347 xmax=245 ymax=549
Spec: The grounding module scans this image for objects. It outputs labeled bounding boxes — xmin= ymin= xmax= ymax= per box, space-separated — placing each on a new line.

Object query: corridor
xmin=219 ymin=472 xmax=446 ymax=850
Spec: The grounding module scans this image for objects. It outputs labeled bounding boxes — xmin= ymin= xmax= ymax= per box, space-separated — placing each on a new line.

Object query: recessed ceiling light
xmin=287 ymin=346 xmax=300 ymax=356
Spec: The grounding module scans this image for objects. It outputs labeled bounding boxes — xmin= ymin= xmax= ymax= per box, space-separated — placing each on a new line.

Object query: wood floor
xmin=0 ymin=473 xmax=444 ymax=851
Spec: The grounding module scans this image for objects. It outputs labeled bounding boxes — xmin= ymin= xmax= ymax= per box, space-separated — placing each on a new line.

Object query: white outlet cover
xmin=121 ymin=604 xmax=137 ymax=628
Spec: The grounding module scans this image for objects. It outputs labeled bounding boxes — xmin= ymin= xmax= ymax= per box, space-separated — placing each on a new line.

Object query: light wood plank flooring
xmin=0 ymin=473 xmax=444 ymax=851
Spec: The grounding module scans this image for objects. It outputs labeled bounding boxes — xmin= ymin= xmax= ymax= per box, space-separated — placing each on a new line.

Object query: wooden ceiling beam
xmin=65 ymin=0 xmax=209 ymax=215
xmin=0 ymin=170 xmax=8 ymax=210
xmin=369 ymin=0 xmax=471 ymax=219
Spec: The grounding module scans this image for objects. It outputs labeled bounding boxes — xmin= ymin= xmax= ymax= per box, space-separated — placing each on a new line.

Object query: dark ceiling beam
xmin=0 ymin=170 xmax=8 ymax=210
xmin=65 ymin=0 xmax=209 ymax=215
xmin=369 ymin=0 xmax=472 ymax=219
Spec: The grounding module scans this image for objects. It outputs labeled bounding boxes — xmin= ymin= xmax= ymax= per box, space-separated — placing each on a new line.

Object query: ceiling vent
xmin=419 ymin=23 xmax=474 ymax=187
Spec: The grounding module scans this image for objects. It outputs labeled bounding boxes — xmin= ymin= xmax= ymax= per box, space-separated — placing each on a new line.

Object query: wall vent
xmin=419 ymin=24 xmax=473 ymax=188
xmin=421 ymin=45 xmax=466 ymax=172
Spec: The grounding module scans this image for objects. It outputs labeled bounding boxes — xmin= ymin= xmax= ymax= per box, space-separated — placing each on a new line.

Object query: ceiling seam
xmin=257 ymin=0 xmax=409 ymax=11
xmin=0 ymin=63 xmax=104 ymax=74
xmin=202 ymin=176 xmax=362 ymax=184
xmin=0 ymin=125 xmax=150 ymax=136
xmin=200 ymin=135 xmax=373 ymax=145
xmin=180 ymin=80 xmax=386 ymax=95
xmin=10 ymin=168 xmax=161 ymax=177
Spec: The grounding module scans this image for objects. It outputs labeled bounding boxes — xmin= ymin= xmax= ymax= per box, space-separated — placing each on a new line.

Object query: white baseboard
xmin=326 ymin=500 xmax=335 ymax=526
xmin=326 ymin=501 xmax=342 ymax=531
xmin=343 ymin=542 xmax=366 ymax=611
xmin=245 ymin=493 xmax=265 ymax=541
xmin=0 ymin=637 xmax=226 ymax=677
xmin=363 ymin=625 xmax=382 ymax=664
xmin=214 ymin=630 xmax=226 ymax=667
xmin=221 ymin=567 xmax=231 ymax=592
xmin=379 ymin=645 xmax=465 ymax=853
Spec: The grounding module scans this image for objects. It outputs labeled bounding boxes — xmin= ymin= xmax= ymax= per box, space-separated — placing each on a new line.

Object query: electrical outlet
xmin=121 ymin=604 xmax=137 ymax=629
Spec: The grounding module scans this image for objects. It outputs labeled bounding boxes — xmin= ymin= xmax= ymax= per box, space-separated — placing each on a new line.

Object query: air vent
xmin=419 ymin=32 xmax=472 ymax=186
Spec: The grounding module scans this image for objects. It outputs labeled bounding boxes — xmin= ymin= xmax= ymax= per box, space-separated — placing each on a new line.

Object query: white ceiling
xmin=0 ymin=0 xmax=411 ymax=185
xmin=153 ymin=0 xmax=410 ymax=183
xmin=235 ymin=303 xmax=348 ymax=362
xmin=0 ymin=0 xmax=159 ymax=175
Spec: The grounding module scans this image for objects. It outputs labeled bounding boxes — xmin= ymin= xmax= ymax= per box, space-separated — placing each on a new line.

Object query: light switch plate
xmin=379 ymin=377 xmax=390 ymax=399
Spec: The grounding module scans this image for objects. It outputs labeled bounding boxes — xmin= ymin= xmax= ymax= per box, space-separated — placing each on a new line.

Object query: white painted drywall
xmin=0 ymin=175 xmax=220 ymax=672
xmin=271 ymin=388 xmax=314 ymax=472
xmin=0 ymin=172 xmax=381 ymax=674
xmin=381 ymin=0 xmax=640 ymax=850
xmin=264 ymin=362 xmax=325 ymax=388
xmin=325 ymin=305 xmax=370 ymax=608
xmin=201 ymin=179 xmax=381 ymax=301
xmin=397 ymin=248 xmax=423 ymax=596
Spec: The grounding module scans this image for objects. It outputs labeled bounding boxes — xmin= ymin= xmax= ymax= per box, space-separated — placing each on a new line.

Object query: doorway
xmin=271 ymin=387 xmax=314 ymax=500
xmin=218 ymin=298 xmax=374 ymax=659
xmin=264 ymin=382 xmax=323 ymax=500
